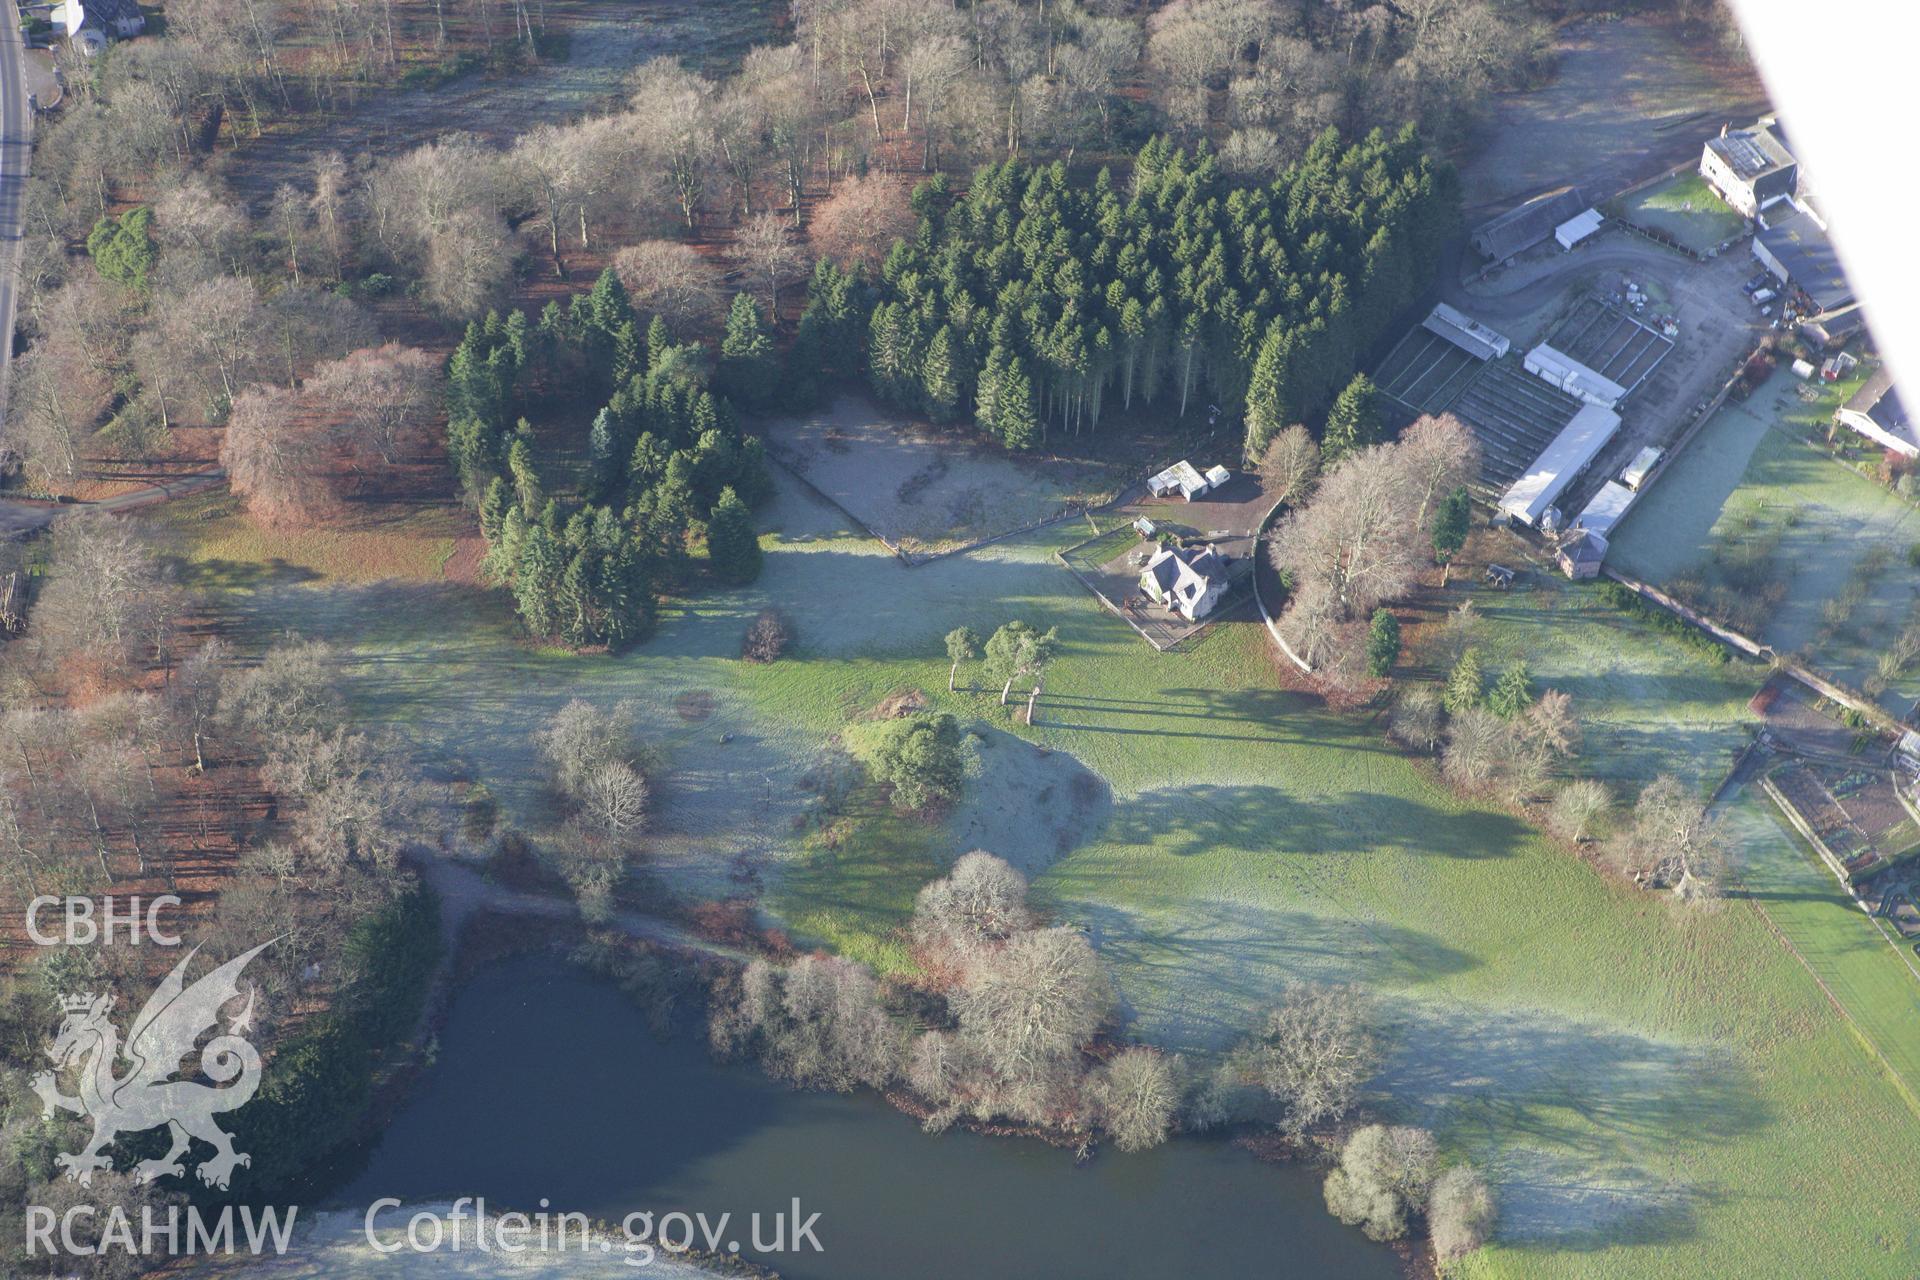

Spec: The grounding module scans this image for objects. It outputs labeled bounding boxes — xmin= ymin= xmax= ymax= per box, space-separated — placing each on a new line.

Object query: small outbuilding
xmin=1140 ymin=544 xmax=1229 ymax=621
xmin=1619 ymin=446 xmax=1663 ymax=491
xmin=1554 ymin=208 xmax=1605 ymax=251
xmin=1556 ymin=529 xmax=1609 ymax=580
xmin=1574 ymin=481 xmax=1636 ymax=538
xmin=1147 ymin=460 xmax=1213 ymax=501
xmin=1422 ymin=304 xmax=1512 ymax=361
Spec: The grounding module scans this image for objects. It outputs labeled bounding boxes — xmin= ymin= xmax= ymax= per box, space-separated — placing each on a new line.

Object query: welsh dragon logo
xmin=32 ymin=941 xmax=274 ymax=1190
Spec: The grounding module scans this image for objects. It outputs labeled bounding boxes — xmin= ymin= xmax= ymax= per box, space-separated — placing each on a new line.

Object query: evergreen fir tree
xmin=1366 ymin=609 xmax=1401 ymax=678
xmin=508 ymin=435 xmax=542 ymax=513
xmin=645 ymin=315 xmax=673 ymax=374
xmin=1323 ymin=372 xmax=1383 ymax=463
xmin=923 ymin=325 xmax=961 ymax=421
xmin=718 ymin=293 xmax=776 ymax=409
xmin=1444 ymin=647 xmax=1485 ymax=715
xmin=1489 ymin=662 xmax=1533 ymax=719
xmin=514 ymin=523 xmax=564 ymax=638
xmin=997 ymin=360 xmax=1040 ymax=451
xmin=704 ymin=486 xmax=762 ymax=584
xmin=1432 ymin=487 xmax=1471 ymax=566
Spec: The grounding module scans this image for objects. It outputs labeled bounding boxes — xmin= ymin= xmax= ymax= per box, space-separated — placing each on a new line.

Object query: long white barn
xmin=1497 ymin=403 xmax=1623 ymax=527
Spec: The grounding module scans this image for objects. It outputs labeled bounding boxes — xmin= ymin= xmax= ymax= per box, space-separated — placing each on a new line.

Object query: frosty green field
xmin=158 ymin=471 xmax=1920 ymax=1279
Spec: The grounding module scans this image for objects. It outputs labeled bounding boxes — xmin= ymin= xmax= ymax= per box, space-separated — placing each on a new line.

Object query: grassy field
xmin=157 ymin=468 xmax=1920 ymax=1278
xmin=1402 ymin=533 xmax=1766 ymax=798
xmin=1616 ymin=171 xmax=1748 ymax=254
xmin=165 ymin=491 xmax=466 ymax=587
xmin=1723 ymin=791 xmax=1920 ymax=1106
xmin=1610 ymin=365 xmax=1920 ymax=714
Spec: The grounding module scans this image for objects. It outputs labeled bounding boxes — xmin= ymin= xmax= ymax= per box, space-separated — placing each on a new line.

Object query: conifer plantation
xmin=852 ymin=130 xmax=1456 ymax=458
xmin=448 ymin=270 xmax=772 ymax=649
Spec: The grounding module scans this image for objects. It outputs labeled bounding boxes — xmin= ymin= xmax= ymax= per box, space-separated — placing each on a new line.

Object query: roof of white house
xmin=1705 ymin=123 xmax=1796 ymax=183
xmin=1497 ymin=403 xmax=1623 ymax=526
xmin=1142 ymin=544 xmax=1229 ymax=616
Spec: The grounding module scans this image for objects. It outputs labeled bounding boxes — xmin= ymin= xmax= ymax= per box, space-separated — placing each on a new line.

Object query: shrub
xmin=1322 ymin=1124 xmax=1438 ymax=1242
xmin=742 ymin=607 xmax=793 ymax=662
xmin=1429 ymin=1164 xmax=1495 ymax=1259
xmin=870 ymin=713 xmax=965 ymax=812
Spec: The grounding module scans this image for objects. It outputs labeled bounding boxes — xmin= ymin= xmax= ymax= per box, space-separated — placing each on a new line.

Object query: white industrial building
xmin=1524 ymin=343 xmax=1628 ymax=409
xmin=1421 ymin=304 xmax=1511 ymax=361
xmin=1497 ymin=403 xmax=1623 ymax=527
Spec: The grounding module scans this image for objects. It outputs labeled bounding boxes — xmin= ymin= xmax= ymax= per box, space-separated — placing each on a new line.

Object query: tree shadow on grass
xmin=1102 ymin=784 xmax=1528 ymax=861
xmin=1375 ymin=998 xmax=1764 ymax=1252
xmin=170 ymin=555 xmax=324 ymax=592
xmin=1062 ymin=898 xmax=1479 ymax=1053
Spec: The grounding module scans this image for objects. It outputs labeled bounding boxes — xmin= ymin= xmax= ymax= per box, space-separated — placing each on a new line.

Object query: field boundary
xmin=1735 ymin=792 xmax=1920 ymax=1117
xmin=1251 ymin=497 xmax=1312 ymax=673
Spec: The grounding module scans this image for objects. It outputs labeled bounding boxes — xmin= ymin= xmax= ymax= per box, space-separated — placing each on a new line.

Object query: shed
xmin=1147 ymin=460 xmax=1211 ymax=501
xmin=1554 ymin=208 xmax=1605 ymax=250
xmin=1574 ymin=481 xmax=1636 ymax=538
xmin=1471 ymin=187 xmax=1587 ymax=262
xmin=1497 ymin=403 xmax=1623 ymax=527
xmin=1557 ymin=529 xmax=1609 ymax=580
xmin=1421 ymin=304 xmax=1511 ymax=361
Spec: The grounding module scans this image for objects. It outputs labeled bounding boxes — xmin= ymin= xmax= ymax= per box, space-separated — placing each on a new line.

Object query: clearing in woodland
xmin=763 ymin=393 xmax=1127 ymax=561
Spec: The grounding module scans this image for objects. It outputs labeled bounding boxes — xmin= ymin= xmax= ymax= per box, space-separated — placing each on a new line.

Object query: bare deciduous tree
xmin=1243 ymin=982 xmax=1377 ymax=1136
xmin=611 ymin=240 xmax=726 ymax=332
xmin=1608 ymin=774 xmax=1729 ymax=902
xmin=808 ymin=172 xmax=919 ymax=269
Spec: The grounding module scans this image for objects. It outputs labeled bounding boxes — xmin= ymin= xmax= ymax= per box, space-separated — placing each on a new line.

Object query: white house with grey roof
xmin=1700 ymin=119 xmax=1797 ymax=218
xmin=1140 ymin=544 xmax=1229 ymax=622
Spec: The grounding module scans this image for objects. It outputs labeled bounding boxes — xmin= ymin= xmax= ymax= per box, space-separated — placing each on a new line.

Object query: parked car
xmin=1743 ymin=272 xmax=1772 ymax=294
xmin=1751 ymin=288 xmax=1776 ymax=308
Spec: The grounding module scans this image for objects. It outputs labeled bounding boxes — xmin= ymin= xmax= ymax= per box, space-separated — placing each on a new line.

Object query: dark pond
xmin=332 ymin=958 xmax=1400 ymax=1279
